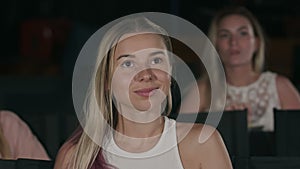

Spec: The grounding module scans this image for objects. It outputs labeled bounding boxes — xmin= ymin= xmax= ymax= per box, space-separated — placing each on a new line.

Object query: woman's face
xmin=215 ymin=14 xmax=258 ymax=69
xmin=111 ymin=33 xmax=171 ymax=114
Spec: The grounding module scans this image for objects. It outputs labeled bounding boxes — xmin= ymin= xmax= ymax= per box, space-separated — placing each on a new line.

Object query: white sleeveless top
xmin=226 ymin=71 xmax=281 ymax=131
xmin=103 ymin=117 xmax=184 ymax=169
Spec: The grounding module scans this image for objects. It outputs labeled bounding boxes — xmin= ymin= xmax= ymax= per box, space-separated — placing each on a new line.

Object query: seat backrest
xmin=274 ymin=108 xmax=300 ymax=156
xmin=249 ymin=156 xmax=300 ymax=169
xmin=249 ymin=130 xmax=275 ymax=156
xmin=0 ymin=159 xmax=53 ymax=169
xmin=16 ymin=159 xmax=53 ymax=169
xmin=172 ymin=110 xmax=249 ymax=158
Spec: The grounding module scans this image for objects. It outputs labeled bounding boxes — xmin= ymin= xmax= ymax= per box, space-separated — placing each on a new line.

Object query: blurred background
xmin=0 ymin=0 xmax=300 ymax=159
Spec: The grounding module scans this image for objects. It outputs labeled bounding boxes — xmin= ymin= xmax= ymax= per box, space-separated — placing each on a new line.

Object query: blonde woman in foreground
xmin=54 ymin=16 xmax=232 ymax=169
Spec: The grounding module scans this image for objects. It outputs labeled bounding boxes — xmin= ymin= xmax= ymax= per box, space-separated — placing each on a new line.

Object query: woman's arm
xmin=276 ymin=75 xmax=300 ymax=109
xmin=178 ymin=124 xmax=232 ymax=169
xmin=197 ymin=126 xmax=232 ymax=169
xmin=0 ymin=110 xmax=50 ymax=160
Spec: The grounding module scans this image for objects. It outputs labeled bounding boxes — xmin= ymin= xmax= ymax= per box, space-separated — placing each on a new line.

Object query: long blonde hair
xmin=70 ymin=16 xmax=173 ymax=169
xmin=208 ymin=6 xmax=266 ymax=73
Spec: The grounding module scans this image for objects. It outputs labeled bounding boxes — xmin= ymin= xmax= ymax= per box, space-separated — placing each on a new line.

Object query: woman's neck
xmin=116 ymin=115 xmax=165 ymax=138
xmin=225 ymin=64 xmax=260 ymax=87
xmin=114 ymin=115 xmax=165 ymax=153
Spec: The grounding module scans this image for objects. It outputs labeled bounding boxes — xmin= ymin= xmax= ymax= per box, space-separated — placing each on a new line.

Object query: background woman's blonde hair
xmin=208 ymin=6 xmax=266 ymax=73
xmin=69 ymin=16 xmax=173 ymax=169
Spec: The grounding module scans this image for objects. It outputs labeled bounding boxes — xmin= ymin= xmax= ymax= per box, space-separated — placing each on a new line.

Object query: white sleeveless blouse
xmin=226 ymin=71 xmax=281 ymax=131
xmin=103 ymin=117 xmax=184 ymax=169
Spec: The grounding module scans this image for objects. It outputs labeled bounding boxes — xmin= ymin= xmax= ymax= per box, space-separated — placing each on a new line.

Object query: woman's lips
xmin=230 ymin=50 xmax=240 ymax=55
xmin=134 ymin=87 xmax=159 ymax=97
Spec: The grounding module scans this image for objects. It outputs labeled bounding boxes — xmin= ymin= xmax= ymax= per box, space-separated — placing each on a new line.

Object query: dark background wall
xmin=1 ymin=0 xmax=300 ymax=77
xmin=0 ymin=0 xmax=300 ymax=159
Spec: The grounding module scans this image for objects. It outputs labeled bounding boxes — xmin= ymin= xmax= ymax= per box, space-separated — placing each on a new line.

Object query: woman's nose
xmin=134 ymin=69 xmax=155 ymax=82
xmin=229 ymin=35 xmax=237 ymax=46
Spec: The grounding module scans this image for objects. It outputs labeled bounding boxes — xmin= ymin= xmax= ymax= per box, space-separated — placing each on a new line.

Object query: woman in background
xmin=182 ymin=6 xmax=300 ymax=131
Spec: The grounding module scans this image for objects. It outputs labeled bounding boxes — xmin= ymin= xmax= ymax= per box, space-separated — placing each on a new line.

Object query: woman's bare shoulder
xmin=176 ymin=122 xmax=219 ymax=144
xmin=176 ymin=122 xmax=232 ymax=169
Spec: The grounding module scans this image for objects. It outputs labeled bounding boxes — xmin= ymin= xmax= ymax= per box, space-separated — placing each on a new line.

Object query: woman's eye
xmin=240 ymin=31 xmax=249 ymax=36
xmin=121 ymin=60 xmax=134 ymax=68
xmin=218 ymin=33 xmax=230 ymax=39
xmin=151 ymin=57 xmax=163 ymax=65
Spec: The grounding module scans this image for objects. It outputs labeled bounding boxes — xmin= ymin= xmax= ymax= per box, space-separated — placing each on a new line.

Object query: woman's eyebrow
xmin=117 ymin=50 xmax=165 ymax=60
xmin=116 ymin=54 xmax=135 ymax=60
xmin=217 ymin=29 xmax=229 ymax=34
xmin=218 ymin=25 xmax=248 ymax=33
xmin=237 ymin=25 xmax=248 ymax=31
xmin=149 ymin=51 xmax=165 ymax=57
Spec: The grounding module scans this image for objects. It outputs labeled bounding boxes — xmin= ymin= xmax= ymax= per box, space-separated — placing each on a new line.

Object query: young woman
xmin=54 ymin=16 xmax=232 ymax=169
xmin=182 ymin=6 xmax=300 ymax=131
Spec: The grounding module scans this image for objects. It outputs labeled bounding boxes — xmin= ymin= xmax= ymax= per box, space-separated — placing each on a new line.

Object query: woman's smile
xmin=134 ymin=87 xmax=160 ymax=97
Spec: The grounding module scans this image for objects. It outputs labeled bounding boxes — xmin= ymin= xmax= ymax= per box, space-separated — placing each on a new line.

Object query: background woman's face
xmin=111 ymin=33 xmax=171 ymax=115
xmin=215 ymin=14 xmax=258 ymax=69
